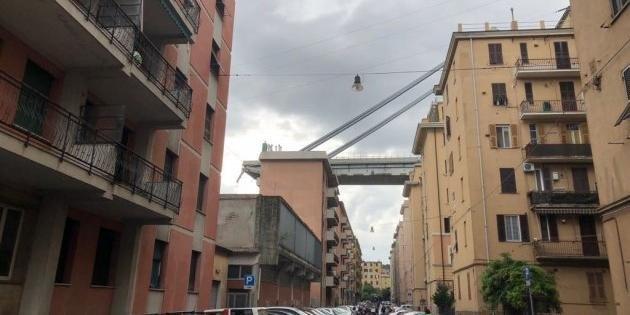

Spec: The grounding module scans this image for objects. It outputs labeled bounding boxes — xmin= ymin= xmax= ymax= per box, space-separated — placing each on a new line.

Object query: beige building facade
xmin=406 ymin=18 xmax=618 ymax=314
xmin=569 ymin=2 xmax=630 ymax=314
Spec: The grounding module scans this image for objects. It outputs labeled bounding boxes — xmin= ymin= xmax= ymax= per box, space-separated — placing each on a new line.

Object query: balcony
xmin=0 ymin=71 xmax=181 ymax=221
xmin=0 ymin=0 xmax=193 ymax=128
xmin=525 ymin=143 xmax=592 ymax=163
xmin=326 ymin=252 xmax=339 ymax=265
xmin=326 ymin=208 xmax=339 ymax=227
xmin=143 ymin=0 xmax=201 ymax=43
xmin=529 ymin=191 xmax=599 ymax=206
xmin=520 ymin=100 xmax=586 ymax=121
xmin=533 ymin=240 xmax=608 ymax=266
xmin=326 ymin=229 xmax=339 ymax=247
xmin=515 ymin=58 xmax=580 ymax=79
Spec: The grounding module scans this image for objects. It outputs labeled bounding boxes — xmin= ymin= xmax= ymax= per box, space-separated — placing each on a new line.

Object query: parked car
xmin=205 ymin=308 xmax=269 ymax=315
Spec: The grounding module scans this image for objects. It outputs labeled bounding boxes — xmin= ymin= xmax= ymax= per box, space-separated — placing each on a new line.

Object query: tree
xmin=432 ymin=282 xmax=454 ymax=314
xmin=381 ymin=287 xmax=391 ymax=301
xmin=360 ymin=282 xmax=379 ymax=301
xmin=481 ymin=253 xmax=561 ymax=314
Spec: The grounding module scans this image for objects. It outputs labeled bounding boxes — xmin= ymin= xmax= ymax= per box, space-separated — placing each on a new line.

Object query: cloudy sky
xmin=220 ymin=0 xmax=568 ymax=263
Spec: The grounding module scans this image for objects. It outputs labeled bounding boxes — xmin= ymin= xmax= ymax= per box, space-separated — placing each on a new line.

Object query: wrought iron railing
xmin=516 ymin=57 xmax=580 ymax=71
xmin=71 ymin=0 xmax=192 ymax=118
xmin=528 ymin=191 xmax=599 ymax=205
xmin=174 ymin=0 xmax=201 ymax=31
xmin=0 ymin=70 xmax=182 ymax=212
xmin=533 ymin=240 xmax=607 ymax=258
xmin=525 ymin=143 xmax=592 ymax=158
xmin=520 ymin=99 xmax=585 ymax=113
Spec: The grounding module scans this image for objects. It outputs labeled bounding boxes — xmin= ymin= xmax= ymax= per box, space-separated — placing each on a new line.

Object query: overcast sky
xmin=220 ymin=0 xmax=568 ymax=263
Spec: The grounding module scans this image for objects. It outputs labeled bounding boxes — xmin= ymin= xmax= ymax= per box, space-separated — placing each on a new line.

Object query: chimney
xmin=484 ymin=22 xmax=490 ymax=31
xmin=457 ymin=23 xmax=463 ymax=32
xmin=511 ymin=20 xmax=518 ymax=30
xmin=539 ymin=20 xmax=546 ymax=29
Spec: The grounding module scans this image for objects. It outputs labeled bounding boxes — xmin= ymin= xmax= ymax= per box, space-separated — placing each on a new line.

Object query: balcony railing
xmin=520 ymin=100 xmax=585 ymax=114
xmin=516 ymin=58 xmax=580 ymax=71
xmin=525 ymin=143 xmax=592 ymax=159
xmin=533 ymin=240 xmax=607 ymax=259
xmin=72 ymin=0 xmax=193 ymax=118
xmin=174 ymin=0 xmax=201 ymax=31
xmin=0 ymin=70 xmax=182 ymax=212
xmin=529 ymin=191 xmax=599 ymax=205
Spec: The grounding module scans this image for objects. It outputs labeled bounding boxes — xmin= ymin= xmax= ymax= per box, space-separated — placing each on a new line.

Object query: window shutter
xmin=519 ymin=215 xmax=530 ymax=242
xmin=581 ymin=123 xmax=590 ymax=144
xmin=489 ymin=124 xmax=497 ymax=148
xmin=497 ymin=215 xmax=506 ymax=242
xmin=587 ymin=273 xmax=596 ymax=301
xmin=539 ymin=125 xmax=545 ymax=144
xmin=560 ymin=124 xmax=568 ymax=144
xmin=549 ymin=215 xmax=559 ymax=242
xmin=510 ymin=124 xmax=519 ymax=148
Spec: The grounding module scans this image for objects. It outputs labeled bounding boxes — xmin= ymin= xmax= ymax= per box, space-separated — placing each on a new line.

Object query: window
xmin=540 ymin=214 xmax=558 ymax=242
xmin=624 ymin=66 xmax=630 ymax=100
xmin=566 ymin=123 xmax=584 ymax=144
xmin=491 ymin=83 xmax=508 ymax=106
xmin=495 ymin=125 xmax=511 ymax=148
xmin=611 ymin=0 xmax=629 ymax=16
xmin=228 ymin=292 xmax=249 ymax=308
xmin=216 ymin=0 xmax=226 ymax=16
xmin=210 ymin=51 xmax=221 ymax=77
xmin=460 ymin=177 xmax=464 ymax=202
xmin=524 ymin=82 xmax=534 ymax=103
xmin=188 ymin=251 xmax=200 ymax=291
xmin=457 ymin=275 xmax=462 ymax=300
xmin=504 ymin=216 xmax=521 ymax=242
xmin=196 ymin=174 xmax=208 ymax=213
xmin=519 ymin=43 xmax=529 ymax=64
xmin=445 ymin=116 xmax=451 ymax=138
xmin=0 ymin=206 xmax=23 ymax=279
xmin=467 ymin=272 xmax=472 ymax=300
xmin=488 ymin=43 xmax=503 ymax=65
xmin=150 ymin=240 xmax=167 ymax=289
xmin=529 ymin=124 xmax=538 ymax=144
xmin=204 ymin=105 xmax=215 ymax=142
xmin=444 ymin=217 xmax=451 ymax=233
xmin=448 ymin=152 xmax=454 ymax=176
xmin=500 ymin=168 xmax=516 ymax=193
xmin=497 ymin=215 xmax=530 ymax=242
xmin=587 ymin=272 xmax=606 ymax=302
xmin=164 ymin=150 xmax=178 ymax=180
xmin=463 ymin=221 xmax=468 ymax=247
xmin=91 ymin=228 xmax=119 ymax=286
xmin=55 ymin=218 xmax=80 ymax=284
xmin=457 ymin=136 xmax=462 ymax=160
xmin=227 ymin=265 xmax=253 ymax=279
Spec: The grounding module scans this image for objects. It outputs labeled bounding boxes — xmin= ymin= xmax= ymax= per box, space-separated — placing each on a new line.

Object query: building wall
xmin=570 ymin=2 xmax=630 ymax=314
xmin=212 ymin=249 xmax=229 ymax=308
xmin=406 ymin=165 xmax=428 ymax=307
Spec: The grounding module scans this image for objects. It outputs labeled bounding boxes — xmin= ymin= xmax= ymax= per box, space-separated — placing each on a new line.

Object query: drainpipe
xmin=470 ymin=37 xmax=491 ymax=262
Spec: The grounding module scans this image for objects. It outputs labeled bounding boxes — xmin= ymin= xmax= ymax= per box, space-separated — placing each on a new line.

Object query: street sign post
xmin=523 ymin=266 xmax=534 ymax=315
xmin=244 ymin=274 xmax=256 ymax=290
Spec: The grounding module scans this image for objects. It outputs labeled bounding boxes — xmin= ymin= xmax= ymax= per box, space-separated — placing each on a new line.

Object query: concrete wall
xmin=217 ymin=196 xmax=258 ymax=250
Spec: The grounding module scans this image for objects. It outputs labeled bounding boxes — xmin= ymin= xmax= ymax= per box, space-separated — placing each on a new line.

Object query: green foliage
xmin=432 ymin=283 xmax=454 ymax=309
xmin=481 ymin=253 xmax=561 ymax=313
xmin=360 ymin=283 xmax=390 ymax=301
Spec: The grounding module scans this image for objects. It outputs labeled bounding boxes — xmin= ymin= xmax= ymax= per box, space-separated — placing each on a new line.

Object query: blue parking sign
xmin=244 ymin=274 xmax=255 ymax=289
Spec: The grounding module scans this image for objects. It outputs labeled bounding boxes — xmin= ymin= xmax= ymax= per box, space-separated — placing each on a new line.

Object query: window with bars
xmin=488 ymin=43 xmax=503 ymax=65
xmin=492 ymin=83 xmax=508 ymax=106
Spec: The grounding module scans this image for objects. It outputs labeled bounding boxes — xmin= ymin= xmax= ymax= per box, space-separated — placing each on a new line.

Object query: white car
xmin=205 ymin=308 xmax=269 ymax=315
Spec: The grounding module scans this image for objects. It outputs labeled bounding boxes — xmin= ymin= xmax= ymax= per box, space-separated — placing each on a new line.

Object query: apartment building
xmin=0 ymin=0 xmax=234 ymax=314
xmin=218 ymin=195 xmax=322 ymax=307
xmin=418 ymin=18 xmax=616 ymax=314
xmin=569 ymin=2 xmax=630 ymax=314
xmin=411 ymin=102 xmax=453 ymax=309
xmin=391 ymin=207 xmax=414 ymax=305
xmin=361 ymin=261 xmax=383 ymax=288
xmin=257 ymin=150 xmax=362 ymax=306
xmin=380 ymin=265 xmax=391 ymax=290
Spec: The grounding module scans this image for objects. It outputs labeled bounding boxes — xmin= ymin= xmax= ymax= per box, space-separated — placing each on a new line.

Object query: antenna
xmin=510 ymin=7 xmax=515 ymax=21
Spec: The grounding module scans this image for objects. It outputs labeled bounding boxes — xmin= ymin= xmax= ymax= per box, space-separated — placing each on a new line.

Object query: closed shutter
xmin=519 ymin=215 xmax=530 ymax=242
xmin=549 ymin=214 xmax=559 ymax=242
xmin=539 ymin=125 xmax=545 ymax=144
xmin=581 ymin=122 xmax=590 ymax=144
xmin=510 ymin=124 xmax=519 ymax=148
xmin=497 ymin=215 xmax=506 ymax=242
xmin=560 ymin=124 xmax=568 ymax=144
xmin=489 ymin=124 xmax=497 ymax=148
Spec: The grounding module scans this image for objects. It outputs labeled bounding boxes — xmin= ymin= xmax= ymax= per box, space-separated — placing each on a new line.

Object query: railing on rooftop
xmin=457 ymin=20 xmax=567 ymax=32
xmin=72 ymin=0 xmax=193 ymax=118
xmin=533 ymin=240 xmax=607 ymax=259
xmin=520 ymin=100 xmax=585 ymax=114
xmin=174 ymin=0 xmax=201 ymax=31
xmin=516 ymin=58 xmax=580 ymax=71
xmin=0 ymin=70 xmax=182 ymax=212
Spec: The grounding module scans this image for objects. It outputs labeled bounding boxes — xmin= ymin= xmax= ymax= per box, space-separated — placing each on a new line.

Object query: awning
xmin=614 ymin=101 xmax=630 ymax=126
xmin=532 ymin=206 xmax=598 ymax=215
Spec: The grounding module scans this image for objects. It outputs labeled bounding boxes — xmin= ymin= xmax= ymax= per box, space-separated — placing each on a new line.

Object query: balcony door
xmin=14 ymin=61 xmax=54 ymax=135
xmin=554 ymin=41 xmax=571 ymax=69
xmin=579 ymin=216 xmax=599 ymax=256
xmin=559 ymin=81 xmax=577 ymax=111
xmin=572 ymin=168 xmax=589 ymax=193
xmin=535 ymin=168 xmax=552 ymax=192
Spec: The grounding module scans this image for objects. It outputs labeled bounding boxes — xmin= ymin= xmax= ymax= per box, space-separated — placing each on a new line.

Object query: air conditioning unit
xmin=523 ymin=163 xmax=535 ymax=172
